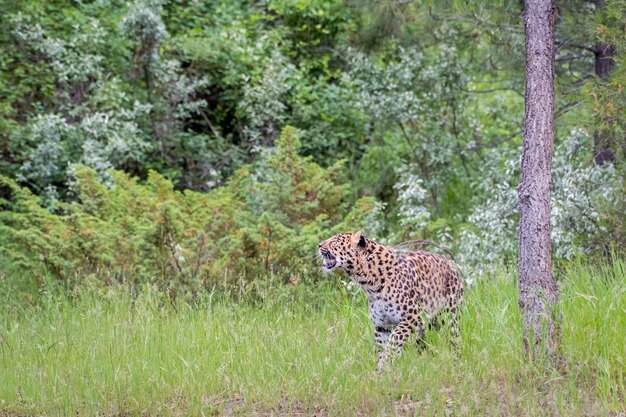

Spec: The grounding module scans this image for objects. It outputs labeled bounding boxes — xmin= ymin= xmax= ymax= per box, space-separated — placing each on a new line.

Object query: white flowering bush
xmin=344 ymin=47 xmax=427 ymax=125
xmin=6 ymin=3 xmax=218 ymax=199
xmin=238 ymin=52 xmax=299 ymax=146
xmin=8 ymin=14 xmax=146 ymax=200
xmin=16 ymin=115 xmax=75 ymax=206
xmin=17 ymin=104 xmax=150 ymax=201
xmin=338 ymin=43 xmax=477 ymax=209
xmin=11 ymin=14 xmax=105 ymax=90
xmin=394 ymin=164 xmax=431 ymax=230
xmin=454 ymin=129 xmax=623 ymax=277
xmin=551 ymin=129 xmax=621 ymax=258
xmin=120 ymin=0 xmax=167 ymax=50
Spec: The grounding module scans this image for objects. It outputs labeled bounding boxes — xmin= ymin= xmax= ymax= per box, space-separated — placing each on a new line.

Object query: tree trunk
xmin=593 ymin=42 xmax=616 ymax=165
xmin=518 ymin=0 xmax=560 ymax=358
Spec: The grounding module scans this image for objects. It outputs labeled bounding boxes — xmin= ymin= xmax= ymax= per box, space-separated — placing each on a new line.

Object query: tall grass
xmin=0 ymin=260 xmax=625 ymax=416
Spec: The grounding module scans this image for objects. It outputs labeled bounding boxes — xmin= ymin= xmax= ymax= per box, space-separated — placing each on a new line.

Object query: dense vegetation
xmin=1 ymin=0 xmax=625 ymax=291
xmin=1 ymin=127 xmax=380 ymax=293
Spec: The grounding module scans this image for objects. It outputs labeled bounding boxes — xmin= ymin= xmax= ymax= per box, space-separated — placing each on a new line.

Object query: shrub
xmin=0 ymin=127 xmax=382 ymax=292
xmin=455 ymin=129 xmax=625 ymax=276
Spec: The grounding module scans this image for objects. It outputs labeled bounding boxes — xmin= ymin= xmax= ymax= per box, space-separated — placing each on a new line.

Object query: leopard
xmin=318 ymin=231 xmax=464 ymax=371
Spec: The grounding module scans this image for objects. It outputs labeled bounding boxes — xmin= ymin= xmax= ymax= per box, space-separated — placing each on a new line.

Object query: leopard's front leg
xmin=374 ymin=326 xmax=391 ymax=348
xmin=373 ymin=325 xmax=391 ymax=366
xmin=377 ymin=308 xmax=424 ymax=372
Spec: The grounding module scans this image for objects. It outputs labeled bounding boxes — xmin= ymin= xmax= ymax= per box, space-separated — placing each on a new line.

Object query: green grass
xmin=1 ymin=260 xmax=625 ymax=416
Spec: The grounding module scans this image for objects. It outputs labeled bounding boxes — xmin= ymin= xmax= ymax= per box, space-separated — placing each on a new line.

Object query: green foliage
xmin=1 ymin=0 xmax=626 ymax=281
xmin=0 ymin=127 xmax=381 ymax=291
xmin=269 ymin=0 xmax=353 ymax=66
xmin=593 ymin=170 xmax=626 ymax=255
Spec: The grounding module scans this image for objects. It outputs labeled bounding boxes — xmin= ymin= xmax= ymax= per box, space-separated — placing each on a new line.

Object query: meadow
xmin=1 ymin=259 xmax=625 ymax=416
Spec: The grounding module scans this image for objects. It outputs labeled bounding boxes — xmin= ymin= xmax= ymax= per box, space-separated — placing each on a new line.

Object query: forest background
xmin=1 ymin=0 xmax=625 ymax=292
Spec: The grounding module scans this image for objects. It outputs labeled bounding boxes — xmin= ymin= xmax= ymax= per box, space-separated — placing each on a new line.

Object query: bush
xmin=0 ymin=127 xmax=382 ymax=292
xmin=455 ymin=129 xmax=625 ymax=276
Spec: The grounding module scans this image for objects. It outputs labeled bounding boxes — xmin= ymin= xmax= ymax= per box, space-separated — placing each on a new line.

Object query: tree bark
xmin=518 ymin=0 xmax=560 ymax=358
xmin=591 ymin=0 xmax=616 ymax=164
xmin=593 ymin=42 xmax=616 ymax=164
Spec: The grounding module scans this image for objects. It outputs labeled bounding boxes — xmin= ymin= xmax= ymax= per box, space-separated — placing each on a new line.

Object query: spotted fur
xmin=319 ymin=231 xmax=464 ymax=371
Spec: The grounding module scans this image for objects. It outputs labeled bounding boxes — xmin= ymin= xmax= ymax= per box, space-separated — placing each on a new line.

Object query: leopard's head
xmin=318 ymin=231 xmax=368 ymax=274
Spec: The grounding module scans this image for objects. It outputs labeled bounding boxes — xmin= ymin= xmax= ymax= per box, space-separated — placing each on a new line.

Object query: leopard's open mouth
xmin=320 ymin=251 xmax=337 ymax=271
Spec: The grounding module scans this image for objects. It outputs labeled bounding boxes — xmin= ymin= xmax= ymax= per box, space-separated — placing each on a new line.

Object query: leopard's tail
xmin=390 ymin=239 xmax=456 ymax=261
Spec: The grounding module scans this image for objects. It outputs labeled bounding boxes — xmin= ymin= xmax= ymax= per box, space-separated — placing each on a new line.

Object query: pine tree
xmin=517 ymin=0 xmax=560 ymax=358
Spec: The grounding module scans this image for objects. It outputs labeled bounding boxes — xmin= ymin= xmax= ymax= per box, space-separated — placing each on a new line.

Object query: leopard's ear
xmin=351 ymin=231 xmax=366 ymax=250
